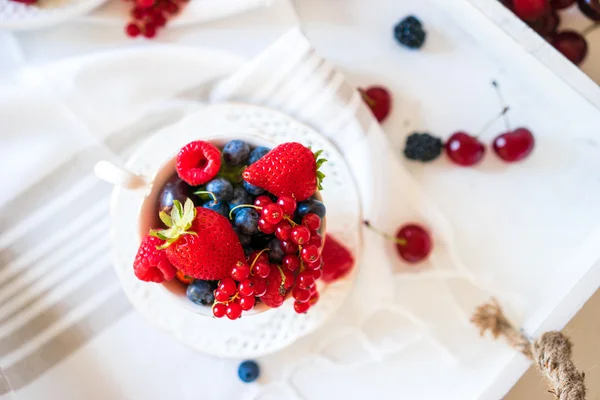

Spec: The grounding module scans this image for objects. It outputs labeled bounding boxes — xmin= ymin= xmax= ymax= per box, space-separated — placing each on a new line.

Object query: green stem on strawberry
xmin=150 ymin=198 xmax=198 ymax=249
xmin=363 ymin=220 xmax=407 ymax=246
xmin=193 ymin=190 xmax=218 ymax=203
xmin=228 ymin=204 xmax=262 ymax=220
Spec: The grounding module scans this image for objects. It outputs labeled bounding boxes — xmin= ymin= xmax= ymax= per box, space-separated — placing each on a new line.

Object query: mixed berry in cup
xmin=132 ymin=139 xmax=334 ymax=320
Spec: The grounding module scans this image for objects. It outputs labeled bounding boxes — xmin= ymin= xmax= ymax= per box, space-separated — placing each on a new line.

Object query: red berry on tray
xmin=364 ymin=221 xmax=432 ymax=263
xmin=359 ymin=86 xmax=392 ymax=123
xmin=551 ymin=0 xmax=575 ymax=9
xmin=550 ymin=31 xmax=588 ymax=65
xmin=577 ymin=0 xmax=600 ymax=20
xmin=528 ymin=10 xmax=560 ymax=37
xmin=176 ymin=141 xmax=222 ymax=186
xmin=513 ymin=0 xmax=550 ymax=21
xmin=493 ymin=127 xmax=535 ymax=162
xmin=445 ymin=132 xmax=485 ymax=166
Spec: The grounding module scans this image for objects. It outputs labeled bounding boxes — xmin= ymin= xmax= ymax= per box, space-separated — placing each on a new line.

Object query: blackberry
xmin=394 ymin=16 xmax=426 ymax=49
xmin=404 ymin=132 xmax=443 ymax=162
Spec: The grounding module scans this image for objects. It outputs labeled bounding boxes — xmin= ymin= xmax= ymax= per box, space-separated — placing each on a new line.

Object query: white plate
xmin=110 ymin=103 xmax=362 ymax=358
xmin=0 ymin=0 xmax=106 ymax=30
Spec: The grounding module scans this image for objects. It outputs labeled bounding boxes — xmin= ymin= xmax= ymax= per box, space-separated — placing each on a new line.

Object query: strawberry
xmin=242 ymin=142 xmax=326 ymax=201
xmin=150 ymin=198 xmax=245 ymax=281
xmin=133 ymin=235 xmax=176 ymax=283
xmin=261 ymin=264 xmax=294 ymax=308
xmin=321 ymin=235 xmax=354 ymax=283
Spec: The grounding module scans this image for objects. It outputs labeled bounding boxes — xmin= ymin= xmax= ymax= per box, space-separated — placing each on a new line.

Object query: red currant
xmin=513 ymin=0 xmax=549 ymax=21
xmin=258 ymin=218 xmax=276 ymax=234
xmin=238 ymin=279 xmax=255 ymax=297
xmin=137 ymin=0 xmax=153 ymax=7
xmin=254 ymin=195 xmax=272 ymax=207
xmin=218 ymin=277 xmax=237 ymax=296
xmin=248 ymin=251 xmax=269 ymax=265
xmin=290 ymin=226 xmax=311 ymax=245
xmin=445 ymin=132 xmax=485 ymax=166
xmin=276 ymin=196 xmax=296 ymax=215
xmin=305 ymin=257 xmax=322 ymax=270
xmin=125 ymin=23 xmax=141 ymax=37
xmin=262 ymin=203 xmax=284 ymax=225
xmin=230 ymin=261 xmax=250 ymax=281
xmin=280 ymin=240 xmax=299 ymax=255
xmin=294 ymin=301 xmax=310 ymax=314
xmin=131 ymin=7 xmax=145 ymax=19
xmin=143 ymin=24 xmax=157 ymax=39
xmin=254 ymin=262 xmax=271 ymax=279
xmin=298 ymin=271 xmax=316 ymax=289
xmin=309 ymin=291 xmax=320 ymax=305
xmin=239 ymin=295 xmax=255 ymax=311
xmin=212 ymin=303 xmax=227 ymax=318
xmin=308 ymin=234 xmax=322 ymax=248
xmin=551 ymin=0 xmax=574 ymax=9
xmin=226 ymin=303 xmax=242 ymax=320
xmin=251 ymin=276 xmax=267 ymax=297
xmin=292 ymin=286 xmax=311 ymax=303
xmin=492 ymin=127 xmax=534 ymax=162
xmin=152 ymin=14 xmax=166 ymax=27
xmin=302 ymin=213 xmax=321 ymax=231
xmin=283 ymin=255 xmax=300 ymax=272
xmin=275 ymin=222 xmax=292 ymax=241
xmin=311 ymin=268 xmax=323 ymax=281
xmin=165 ymin=1 xmax=179 ymax=14
xmin=214 ymin=289 xmax=230 ymax=302
xmin=301 ymin=245 xmax=320 ymax=263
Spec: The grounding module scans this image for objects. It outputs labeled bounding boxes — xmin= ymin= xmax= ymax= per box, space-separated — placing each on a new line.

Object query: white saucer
xmin=110 ymin=103 xmax=362 ymax=358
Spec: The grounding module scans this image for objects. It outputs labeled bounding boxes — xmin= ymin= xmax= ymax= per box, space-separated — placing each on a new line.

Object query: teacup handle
xmin=94 ymin=161 xmax=148 ymax=190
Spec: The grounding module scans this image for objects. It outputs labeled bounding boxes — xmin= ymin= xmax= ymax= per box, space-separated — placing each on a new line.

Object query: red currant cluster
xmin=124 ymin=0 xmax=186 ymax=38
xmin=213 ymin=196 xmax=324 ymax=319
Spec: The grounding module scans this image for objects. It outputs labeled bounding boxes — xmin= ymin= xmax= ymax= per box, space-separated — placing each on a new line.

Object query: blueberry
xmin=186 ymin=280 xmax=217 ymax=305
xmin=243 ymin=246 xmax=253 ymax=256
xmin=394 ymin=16 xmax=426 ymax=50
xmin=238 ymin=360 xmax=260 ymax=383
xmin=202 ymin=200 xmax=229 ymax=218
xmin=250 ymin=232 xmax=271 ymax=249
xmin=206 ymin=178 xmax=233 ymax=202
xmin=268 ymin=238 xmax=285 ymax=263
xmin=157 ymin=174 xmax=194 ymax=211
xmin=297 ymin=199 xmax=326 ymax=219
xmin=234 ymin=227 xmax=251 ymax=247
xmin=243 ymin=180 xmax=265 ymax=196
xmin=223 ymin=140 xmax=250 ymax=166
xmin=234 ymin=208 xmax=260 ymax=235
xmin=229 ymin=187 xmax=253 ymax=217
xmin=248 ymin=146 xmax=270 ymax=164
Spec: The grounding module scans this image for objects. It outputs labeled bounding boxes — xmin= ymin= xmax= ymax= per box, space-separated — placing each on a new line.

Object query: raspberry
xmin=176 ymin=140 xmax=221 ymax=186
xmin=133 ymin=235 xmax=176 ymax=282
xmin=394 ymin=16 xmax=427 ymax=49
xmin=404 ymin=132 xmax=443 ymax=162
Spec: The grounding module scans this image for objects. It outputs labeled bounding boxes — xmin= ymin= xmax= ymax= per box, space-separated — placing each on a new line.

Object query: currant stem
xmin=475 ymin=106 xmax=510 ymax=137
xmin=363 ymin=220 xmax=407 ymax=246
xmin=250 ymin=248 xmax=270 ymax=273
xmin=491 ymin=81 xmax=511 ymax=132
xmin=228 ymin=204 xmax=262 ymax=220
xmin=284 ymin=216 xmax=298 ymax=227
xmin=193 ymin=190 xmax=217 ymax=203
xmin=582 ymin=23 xmax=600 ymax=36
xmin=358 ymin=88 xmax=376 ymax=107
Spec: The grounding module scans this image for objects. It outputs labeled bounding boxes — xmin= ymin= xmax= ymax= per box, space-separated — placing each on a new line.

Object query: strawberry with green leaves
xmin=242 ymin=142 xmax=326 ymax=201
xmin=150 ymin=198 xmax=245 ymax=281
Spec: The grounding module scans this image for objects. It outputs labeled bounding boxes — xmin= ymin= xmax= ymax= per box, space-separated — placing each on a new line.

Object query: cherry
xmin=301 ymin=245 xmax=320 ymax=263
xmin=493 ymin=128 xmax=535 ymax=162
xmin=262 ymin=203 xmax=284 ymax=225
xmin=276 ymin=196 xmax=296 ymax=215
xmin=239 ymin=296 xmax=255 ymax=311
xmin=226 ymin=303 xmax=242 ymax=320
xmin=364 ymin=220 xmax=432 ymax=263
xmin=275 ymin=221 xmax=292 ymax=241
xmin=550 ymin=31 xmax=588 ymax=65
xmin=212 ymin=303 xmax=227 ymax=318
xmin=292 ymin=286 xmax=311 ymax=303
xmin=253 ymin=262 xmax=271 ymax=279
xmin=254 ymin=195 xmax=272 ymax=207
xmin=294 ymin=301 xmax=310 ymax=314
xmin=290 ymin=226 xmax=311 ymax=245
xmin=230 ymin=261 xmax=250 ymax=281
xmin=238 ymin=279 xmax=255 ymax=297
xmin=258 ymin=218 xmax=276 ymax=234
xmin=577 ymin=0 xmax=600 ymax=20
xmin=302 ymin=213 xmax=321 ymax=231
xmin=218 ymin=277 xmax=237 ymax=296
xmin=513 ymin=0 xmax=549 ymax=21
xmin=250 ymin=276 xmax=267 ymax=297
xmin=551 ymin=0 xmax=575 ymax=9
xmin=125 ymin=23 xmax=141 ymax=38
xmin=283 ymin=255 xmax=300 ymax=272
xmin=500 ymin=0 xmax=515 ymax=10
xmin=445 ymin=132 xmax=485 ymax=166
xmin=528 ymin=10 xmax=560 ymax=37
xmin=359 ymin=86 xmax=392 ymax=123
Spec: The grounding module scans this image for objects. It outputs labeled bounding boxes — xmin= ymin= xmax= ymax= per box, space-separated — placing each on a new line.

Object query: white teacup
xmin=96 ymin=134 xmax=325 ymax=317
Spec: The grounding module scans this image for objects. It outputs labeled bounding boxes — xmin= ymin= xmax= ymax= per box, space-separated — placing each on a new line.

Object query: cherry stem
xmin=228 ymin=204 xmax=261 ymax=220
xmin=358 ymin=88 xmax=376 ymax=107
xmin=491 ymin=80 xmax=511 ymax=132
xmin=363 ymin=220 xmax=407 ymax=247
xmin=193 ymin=190 xmax=217 ymax=203
xmin=582 ymin=23 xmax=600 ymax=36
xmin=475 ymin=106 xmax=510 ymax=138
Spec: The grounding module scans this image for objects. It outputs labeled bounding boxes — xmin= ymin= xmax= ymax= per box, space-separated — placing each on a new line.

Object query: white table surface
xmin=2 ymin=1 xmax=600 ymax=399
